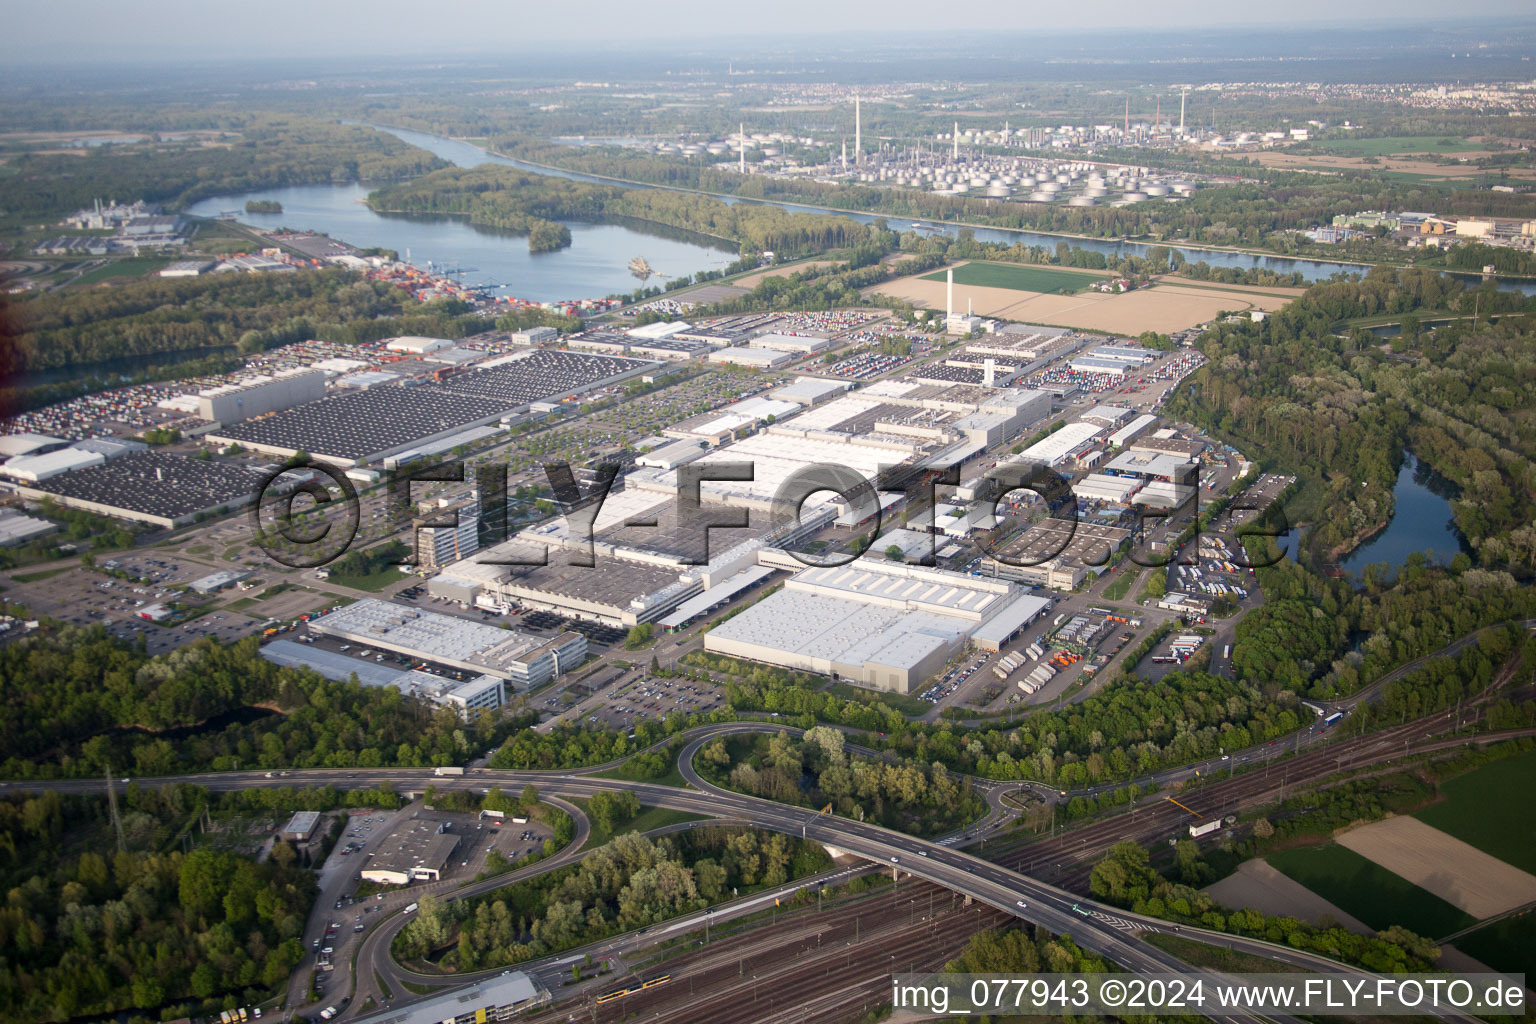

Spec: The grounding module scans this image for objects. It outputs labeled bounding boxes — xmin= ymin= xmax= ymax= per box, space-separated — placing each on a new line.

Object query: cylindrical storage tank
xmin=1068 ymin=196 xmax=1096 ymax=207
xmin=1040 ymin=181 xmax=1062 ymax=193
xmin=952 ymin=183 xmax=970 ymax=193
xmin=986 ymin=184 xmax=1010 ymax=197
xmin=1019 ymin=176 xmax=1036 ymax=188
xmin=1030 ymin=190 xmax=1054 ymax=201
xmin=1122 ymin=191 xmax=1147 ymax=202
xmin=1144 ymin=184 xmax=1170 ymax=197
xmin=969 ymin=176 xmax=988 ymax=187
xmin=1085 ymin=186 xmax=1108 ymax=197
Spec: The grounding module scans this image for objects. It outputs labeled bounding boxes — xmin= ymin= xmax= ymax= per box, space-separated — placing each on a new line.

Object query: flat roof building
xmin=0 ymin=510 xmax=58 ymax=548
xmin=359 ymin=821 xmax=459 ymax=885
xmin=306 ymin=599 xmax=586 ymax=688
xmin=190 ymin=569 xmax=253 ymax=594
xmin=349 ymin=971 xmax=546 ymax=1024
xmin=1107 ymin=413 xmax=1158 ymax=449
xmin=12 ymin=452 xmax=260 ymax=527
xmin=0 ymin=448 xmax=106 ymax=483
xmin=769 ymin=377 xmax=852 ymax=406
xmin=748 ymin=332 xmax=832 ymax=354
xmin=511 ymin=325 xmax=558 ymax=345
xmin=709 ymin=346 xmax=797 ymax=369
xmin=1015 ymin=421 xmax=1104 ymax=467
xmin=704 ymin=560 xmax=1040 ymax=693
xmin=0 ymin=433 xmax=67 ymax=459
xmin=198 ymin=369 xmax=327 ymax=424
xmin=281 ymin=810 xmax=322 ymax=843
xmin=384 ymin=336 xmax=455 ymax=354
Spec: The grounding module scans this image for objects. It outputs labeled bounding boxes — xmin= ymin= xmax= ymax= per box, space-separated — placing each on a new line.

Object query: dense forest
xmin=0 ymin=629 xmax=519 ymax=779
xmin=0 ymin=268 xmax=477 ymax=381
xmin=365 ymin=164 xmax=872 ymax=257
xmin=396 ymin=828 xmax=830 ymax=970
xmin=0 ymin=789 xmax=313 ymax=1023
xmin=1166 ymin=267 xmax=1536 ymax=571
xmin=699 ymin=727 xmax=985 ymax=836
xmin=0 ymin=116 xmax=446 ymax=224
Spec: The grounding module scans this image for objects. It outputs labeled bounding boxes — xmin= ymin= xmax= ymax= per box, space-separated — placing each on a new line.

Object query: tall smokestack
xmin=946 ymin=268 xmax=954 ymax=318
xmin=854 ymin=95 xmax=861 ymax=165
xmin=841 ymin=138 xmax=847 ymax=172
xmin=1124 ymin=97 xmax=1129 ymax=136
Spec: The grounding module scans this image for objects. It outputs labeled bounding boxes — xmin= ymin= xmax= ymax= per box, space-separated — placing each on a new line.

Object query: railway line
xmin=515 ymin=880 xmax=1007 ymax=1024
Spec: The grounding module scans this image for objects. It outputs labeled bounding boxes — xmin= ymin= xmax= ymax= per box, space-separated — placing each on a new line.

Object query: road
xmin=6 ymin=616 xmax=1527 ymax=1023
xmin=14 ymin=720 xmax=1519 ymax=1024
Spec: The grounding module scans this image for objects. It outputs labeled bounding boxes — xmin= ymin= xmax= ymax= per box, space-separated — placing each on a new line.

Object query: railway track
xmin=517 ymin=882 xmax=1005 ymax=1024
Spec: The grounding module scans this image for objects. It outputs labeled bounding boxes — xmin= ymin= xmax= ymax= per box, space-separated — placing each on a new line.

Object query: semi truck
xmin=434 ymin=766 xmax=465 ymax=776
xmin=1189 ymin=820 xmax=1222 ymax=839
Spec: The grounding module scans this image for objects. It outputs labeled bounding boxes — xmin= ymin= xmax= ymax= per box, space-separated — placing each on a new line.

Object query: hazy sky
xmin=0 ymin=0 xmax=1525 ymax=61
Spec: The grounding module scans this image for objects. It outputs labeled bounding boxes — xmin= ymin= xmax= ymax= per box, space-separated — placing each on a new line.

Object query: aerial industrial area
xmin=0 ymin=12 xmax=1534 ymax=1024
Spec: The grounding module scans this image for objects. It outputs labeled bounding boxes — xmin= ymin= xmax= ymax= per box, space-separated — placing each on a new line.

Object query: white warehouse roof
xmin=1016 ymin=421 xmax=1104 ymax=467
xmin=0 ymin=447 xmax=106 ymax=482
xmin=1107 ymin=413 xmax=1158 ymax=448
xmin=384 ymin=335 xmax=455 ymax=353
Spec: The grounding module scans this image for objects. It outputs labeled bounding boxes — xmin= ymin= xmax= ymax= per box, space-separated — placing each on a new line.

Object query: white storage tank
xmin=1068 ymin=196 xmax=1096 ymax=207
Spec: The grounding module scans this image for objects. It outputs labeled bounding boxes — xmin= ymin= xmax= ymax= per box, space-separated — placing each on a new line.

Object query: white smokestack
xmin=946 ymin=268 xmax=954 ymax=317
xmin=854 ymin=95 xmax=861 ymax=165
xmin=1180 ymin=89 xmax=1187 ymax=135
xmin=841 ymin=138 xmax=847 ymax=172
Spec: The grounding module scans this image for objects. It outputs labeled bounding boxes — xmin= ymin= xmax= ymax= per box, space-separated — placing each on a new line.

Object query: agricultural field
xmin=873 ymin=265 xmax=1296 ymax=334
xmin=1266 ymin=843 xmax=1475 ymax=939
xmin=1312 ymin=136 xmax=1483 ymax=156
xmin=1453 ymin=912 xmax=1536 ymax=980
xmin=1335 ymin=815 xmax=1536 ymax=919
xmin=1415 ymin=748 xmax=1536 ymax=874
xmin=919 ymin=261 xmax=1109 ymax=294
xmin=731 ymin=259 xmax=839 ymax=288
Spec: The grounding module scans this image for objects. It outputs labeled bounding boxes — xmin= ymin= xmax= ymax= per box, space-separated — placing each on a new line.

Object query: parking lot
xmin=580 ymin=674 xmax=726 ymax=729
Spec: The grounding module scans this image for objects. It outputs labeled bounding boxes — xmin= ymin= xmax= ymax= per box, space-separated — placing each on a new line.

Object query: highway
xmin=5 ymin=624 xmax=1526 ymax=1024
xmin=14 ymin=725 xmax=1516 ymax=1024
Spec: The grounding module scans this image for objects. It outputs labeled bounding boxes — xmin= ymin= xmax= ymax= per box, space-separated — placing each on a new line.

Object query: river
xmin=188 ymin=127 xmax=1536 ymax=299
xmin=1340 ymin=454 xmax=1468 ymax=578
xmin=382 ymin=128 xmax=1536 ymax=295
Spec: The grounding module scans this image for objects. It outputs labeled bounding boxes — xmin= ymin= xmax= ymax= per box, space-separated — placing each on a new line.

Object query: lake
xmin=1341 ymin=454 xmax=1468 ymax=578
xmin=183 ymin=143 xmax=739 ymax=303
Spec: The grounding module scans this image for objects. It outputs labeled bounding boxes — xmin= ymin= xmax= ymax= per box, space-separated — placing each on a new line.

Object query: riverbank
xmin=465 ymin=136 xmax=1369 ymax=266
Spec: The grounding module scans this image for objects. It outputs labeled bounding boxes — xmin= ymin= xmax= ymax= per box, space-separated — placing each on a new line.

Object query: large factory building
xmin=704 ymin=560 xmax=1049 ymax=693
